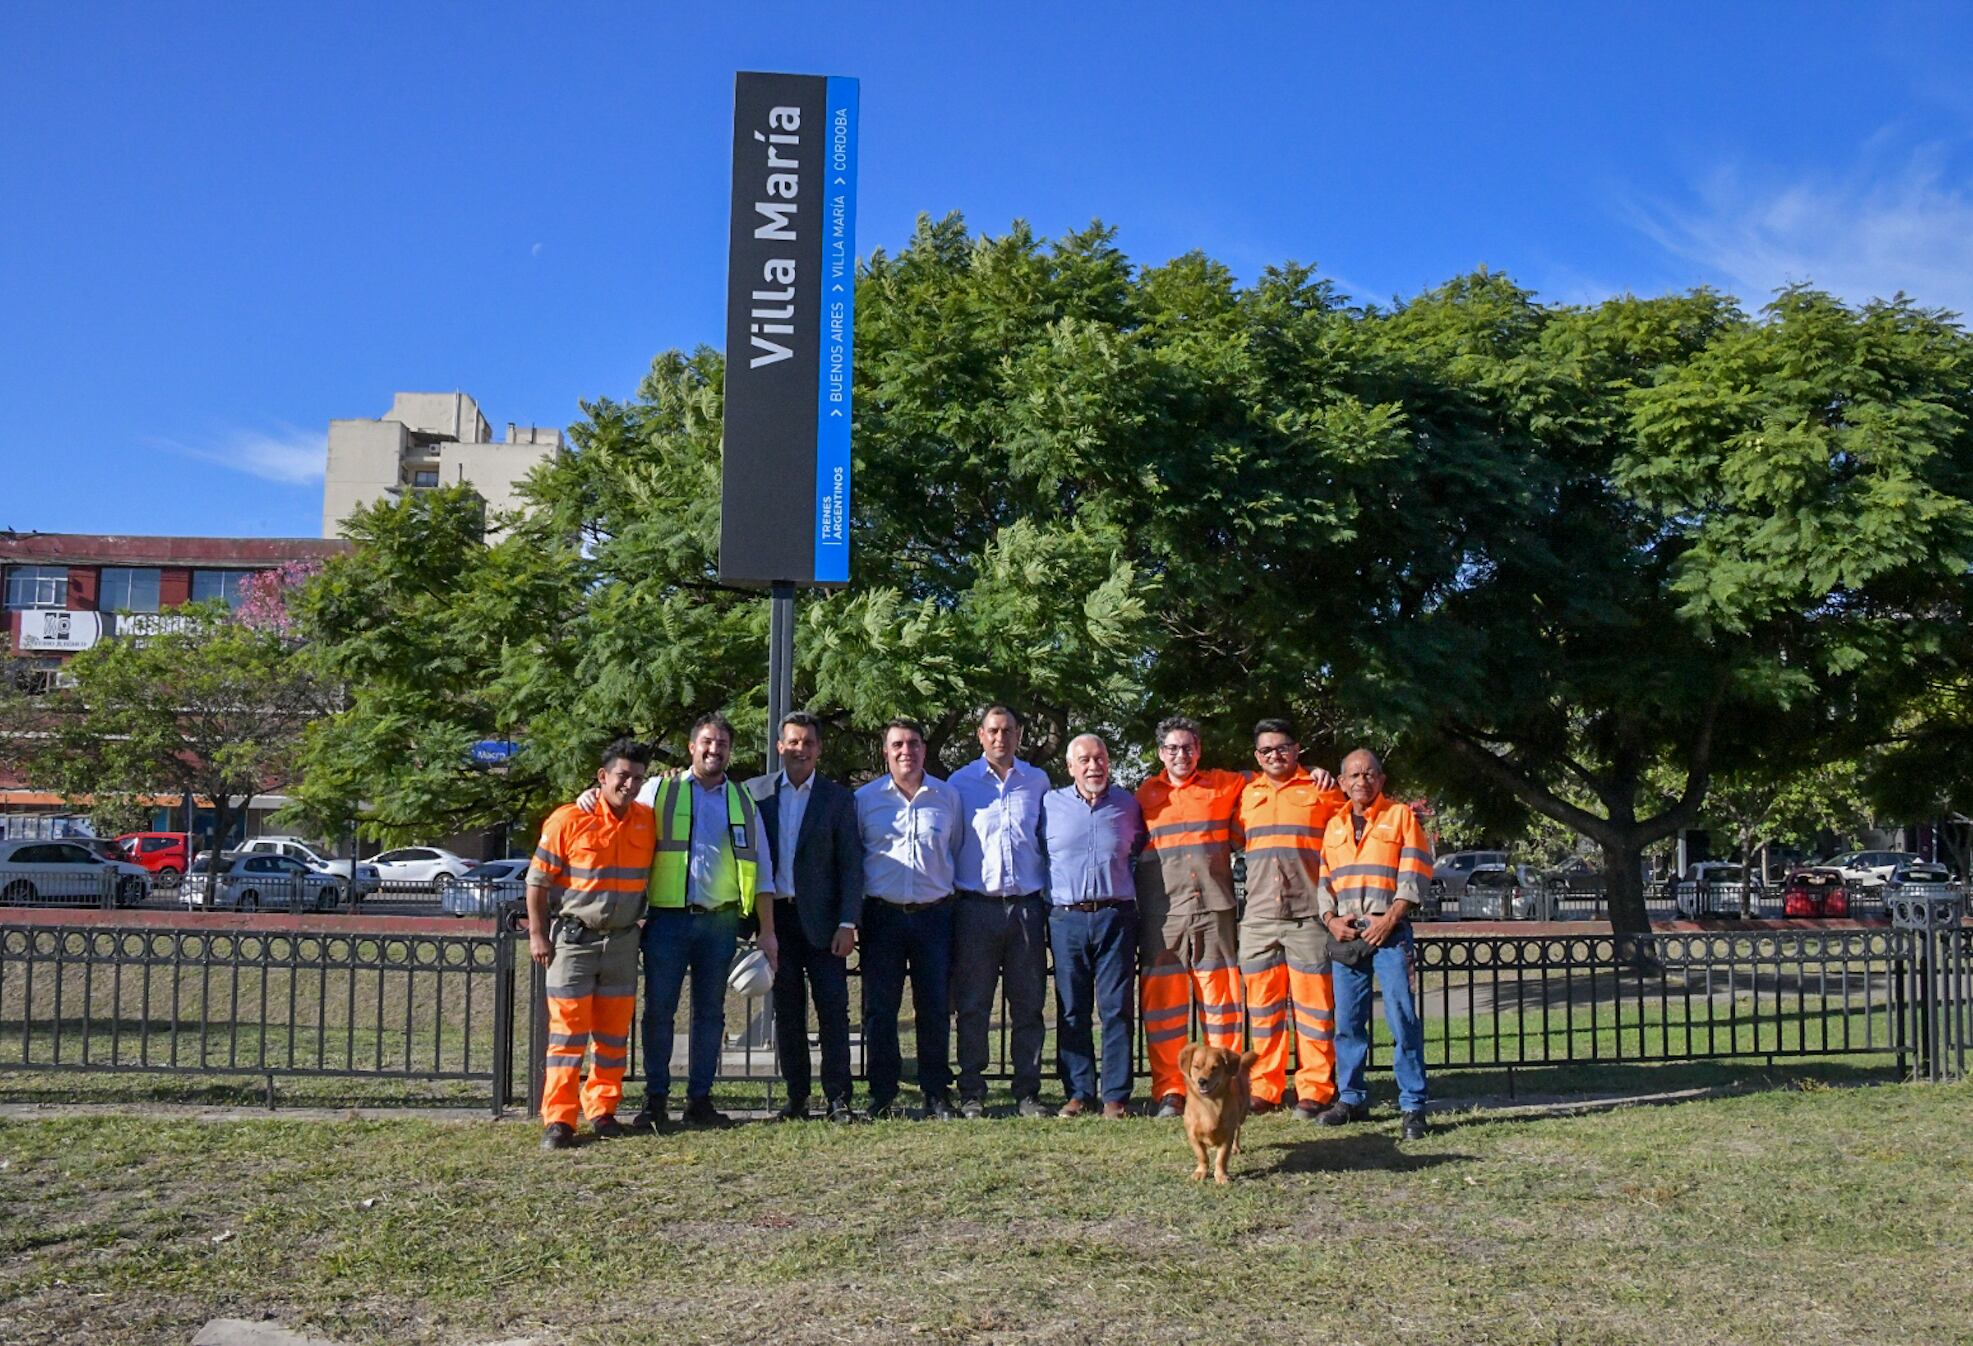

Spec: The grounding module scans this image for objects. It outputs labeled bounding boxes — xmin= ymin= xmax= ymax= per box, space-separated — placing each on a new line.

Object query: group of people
xmin=524 ymin=706 xmax=1434 ymax=1150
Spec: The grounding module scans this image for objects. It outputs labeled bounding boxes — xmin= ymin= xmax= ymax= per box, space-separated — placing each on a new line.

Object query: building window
xmin=411 ymin=469 xmax=440 ymax=488
xmin=6 ymin=658 xmax=62 ymax=695
xmin=98 ymin=567 xmax=162 ymax=613
xmin=190 ymin=570 xmax=248 ymax=609
xmin=4 ymin=566 xmax=68 ymax=610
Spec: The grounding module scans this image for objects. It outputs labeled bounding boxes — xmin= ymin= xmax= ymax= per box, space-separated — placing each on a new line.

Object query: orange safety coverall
xmin=1135 ymin=767 xmax=1247 ymax=1102
xmin=1237 ymin=770 xmax=1348 ymax=1106
xmin=1319 ymin=794 xmax=1435 ymax=920
xmin=529 ymin=799 xmax=656 ymax=1128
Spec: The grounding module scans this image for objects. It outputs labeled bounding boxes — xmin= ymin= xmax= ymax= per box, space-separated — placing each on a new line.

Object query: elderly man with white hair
xmin=1038 ymin=733 xmax=1148 ymax=1117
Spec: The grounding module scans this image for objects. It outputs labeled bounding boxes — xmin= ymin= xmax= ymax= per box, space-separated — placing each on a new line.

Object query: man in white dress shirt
xmin=854 ymin=718 xmax=965 ymax=1119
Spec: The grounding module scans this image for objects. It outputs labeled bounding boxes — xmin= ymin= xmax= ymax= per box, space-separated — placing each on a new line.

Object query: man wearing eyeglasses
xmin=1134 ymin=715 xmax=1250 ymax=1117
xmin=1237 ymin=719 xmax=1348 ymax=1118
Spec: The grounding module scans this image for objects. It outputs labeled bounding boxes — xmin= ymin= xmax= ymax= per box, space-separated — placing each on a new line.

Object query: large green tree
xmin=1339 ymin=283 xmax=1973 ymax=930
xmin=288 ymin=219 xmax=1973 ymax=934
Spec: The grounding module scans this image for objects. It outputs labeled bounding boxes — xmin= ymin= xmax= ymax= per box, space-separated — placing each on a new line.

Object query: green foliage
xmin=286 ymin=219 xmax=1973 ymax=923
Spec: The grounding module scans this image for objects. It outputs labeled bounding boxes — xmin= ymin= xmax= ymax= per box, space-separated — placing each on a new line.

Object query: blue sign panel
xmin=469 ymin=739 xmax=522 ymax=766
xmin=813 ymin=75 xmax=858 ymax=584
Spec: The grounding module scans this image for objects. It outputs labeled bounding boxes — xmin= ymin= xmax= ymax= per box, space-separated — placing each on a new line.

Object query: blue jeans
xmin=1330 ymin=924 xmax=1428 ymax=1112
xmin=860 ymin=898 xmax=954 ymax=1106
xmin=1048 ymin=902 xmax=1138 ymax=1105
xmin=640 ymin=905 xmax=740 ymax=1101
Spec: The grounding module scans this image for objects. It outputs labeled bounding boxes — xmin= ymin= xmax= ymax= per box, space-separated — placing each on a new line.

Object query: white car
xmin=363 ymin=846 xmax=474 ymax=892
xmin=0 ymin=838 xmax=151 ymax=907
xmin=1674 ymin=862 xmax=1764 ymax=918
xmin=1824 ymin=850 xmax=1922 ymax=892
xmin=178 ymin=852 xmax=344 ymax=912
xmin=237 ymin=836 xmax=381 ymax=897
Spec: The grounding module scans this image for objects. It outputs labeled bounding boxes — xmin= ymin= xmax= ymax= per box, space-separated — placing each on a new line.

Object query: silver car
xmin=0 ymin=838 xmax=151 ymax=907
xmin=178 ymin=852 xmax=344 ymax=912
xmin=444 ymin=858 xmax=529 ymax=919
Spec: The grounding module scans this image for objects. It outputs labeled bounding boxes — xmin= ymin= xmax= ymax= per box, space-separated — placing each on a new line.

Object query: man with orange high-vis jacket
xmin=1134 ymin=716 xmax=1247 ymax=1118
xmin=1317 ymin=747 xmax=1433 ymax=1140
xmin=1236 ymin=719 xmax=1348 ymax=1118
xmin=527 ymin=737 xmax=657 ymax=1150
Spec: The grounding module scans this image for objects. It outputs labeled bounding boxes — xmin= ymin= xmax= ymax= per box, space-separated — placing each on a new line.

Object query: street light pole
xmin=766 ymin=582 xmax=795 ymax=774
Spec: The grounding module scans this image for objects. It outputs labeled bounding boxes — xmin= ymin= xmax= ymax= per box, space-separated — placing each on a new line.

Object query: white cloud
xmin=1632 ymin=147 xmax=1973 ymax=320
xmin=151 ymin=425 xmax=326 ymax=485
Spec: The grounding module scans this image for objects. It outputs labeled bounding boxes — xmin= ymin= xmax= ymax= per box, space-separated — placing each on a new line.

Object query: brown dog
xmin=1178 ymin=1042 xmax=1260 ymax=1184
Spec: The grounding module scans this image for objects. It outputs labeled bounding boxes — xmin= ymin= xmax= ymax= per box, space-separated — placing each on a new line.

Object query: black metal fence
xmin=0 ymin=921 xmax=525 ymax=1113
xmin=2 ymin=902 xmax=1964 ymax=1115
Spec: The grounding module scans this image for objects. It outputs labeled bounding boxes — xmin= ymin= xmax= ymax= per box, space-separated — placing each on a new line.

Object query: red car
xmin=1780 ymin=867 xmax=1849 ymax=918
xmin=115 ymin=832 xmax=193 ymax=888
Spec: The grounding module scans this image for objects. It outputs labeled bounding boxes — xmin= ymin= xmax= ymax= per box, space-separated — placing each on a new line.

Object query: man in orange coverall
xmin=527 ymin=737 xmax=656 ymax=1150
xmin=1236 ymin=718 xmax=1348 ymax=1118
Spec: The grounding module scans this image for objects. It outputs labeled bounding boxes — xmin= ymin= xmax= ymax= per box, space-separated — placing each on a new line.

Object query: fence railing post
xmin=525 ymin=949 xmax=548 ymax=1121
xmin=1886 ymin=887 xmax=1968 ymax=1083
xmin=490 ymin=931 xmax=515 ymax=1117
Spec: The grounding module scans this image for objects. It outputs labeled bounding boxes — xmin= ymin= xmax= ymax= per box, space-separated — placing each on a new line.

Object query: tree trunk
xmin=205 ymin=796 xmax=234 ymax=907
xmin=1601 ymin=835 xmax=1651 ymax=933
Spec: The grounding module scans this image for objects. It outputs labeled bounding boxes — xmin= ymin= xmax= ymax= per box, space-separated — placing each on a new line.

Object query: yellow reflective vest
xmin=648 ymin=777 xmax=761 ymax=917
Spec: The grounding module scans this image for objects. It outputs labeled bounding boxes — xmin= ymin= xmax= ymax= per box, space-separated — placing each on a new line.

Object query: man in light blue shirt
xmin=948 ymin=705 xmax=1052 ymax=1118
xmin=1040 ymin=733 xmax=1146 ymax=1117
xmin=854 ymin=718 xmax=965 ymax=1118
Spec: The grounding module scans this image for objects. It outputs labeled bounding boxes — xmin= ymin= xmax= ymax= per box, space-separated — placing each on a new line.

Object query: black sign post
xmin=720 ymin=71 xmax=858 ymax=767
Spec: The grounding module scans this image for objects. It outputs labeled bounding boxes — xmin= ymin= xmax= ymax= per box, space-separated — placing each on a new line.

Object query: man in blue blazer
xmin=747 ymin=711 xmax=866 ymax=1122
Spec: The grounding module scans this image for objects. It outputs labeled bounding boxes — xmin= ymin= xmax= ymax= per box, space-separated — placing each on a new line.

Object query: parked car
xmin=1454 ymin=864 xmax=1545 ymax=920
xmin=1886 ymin=859 xmax=1954 ymax=889
xmin=1674 ymin=862 xmax=1764 ymax=918
xmin=363 ymin=846 xmax=474 ymax=892
xmin=1430 ymin=850 xmax=1508 ymax=905
xmin=0 ymin=838 xmax=150 ymax=906
xmin=1779 ymin=867 xmax=1849 ymax=919
xmin=446 ymin=858 xmax=529 ymax=919
xmin=237 ymin=836 xmax=380 ymax=898
xmin=1542 ymin=857 xmax=1605 ymax=894
xmin=1824 ymin=850 xmax=1922 ymax=892
xmin=116 ymin=831 xmax=193 ymax=888
xmin=177 ymin=852 xmax=343 ymax=912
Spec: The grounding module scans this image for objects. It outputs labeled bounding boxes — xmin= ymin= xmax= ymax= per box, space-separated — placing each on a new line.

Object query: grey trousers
xmin=951 ymin=892 xmax=1049 ymax=1101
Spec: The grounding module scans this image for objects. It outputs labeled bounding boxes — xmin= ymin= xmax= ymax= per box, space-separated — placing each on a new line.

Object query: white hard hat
xmin=727 ymin=947 xmax=772 ymax=998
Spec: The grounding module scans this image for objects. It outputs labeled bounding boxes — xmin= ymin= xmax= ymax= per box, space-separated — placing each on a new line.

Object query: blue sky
xmin=4 ymin=2 xmax=1970 ymax=539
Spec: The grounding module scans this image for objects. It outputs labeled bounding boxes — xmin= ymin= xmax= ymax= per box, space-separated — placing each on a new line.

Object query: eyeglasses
xmin=1158 ymin=742 xmax=1199 ymax=756
xmin=1255 ymin=744 xmax=1298 ymax=758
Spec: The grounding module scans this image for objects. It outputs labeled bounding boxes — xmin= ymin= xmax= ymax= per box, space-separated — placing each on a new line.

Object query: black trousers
xmin=770 ymin=900 xmax=853 ymax=1106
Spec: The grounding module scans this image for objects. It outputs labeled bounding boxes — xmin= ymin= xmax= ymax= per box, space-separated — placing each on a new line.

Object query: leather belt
xmin=871 ymin=895 xmax=953 ymax=911
xmin=1056 ymin=899 xmax=1134 ymax=913
xmin=959 ymin=889 xmax=1042 ymax=902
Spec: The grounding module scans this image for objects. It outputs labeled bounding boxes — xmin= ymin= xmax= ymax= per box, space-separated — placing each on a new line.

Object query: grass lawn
xmin=1 ymin=1078 xmax=1968 ymax=1345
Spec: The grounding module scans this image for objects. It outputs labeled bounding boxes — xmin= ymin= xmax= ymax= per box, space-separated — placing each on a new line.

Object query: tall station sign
xmin=719 ymin=72 xmax=860 ymax=587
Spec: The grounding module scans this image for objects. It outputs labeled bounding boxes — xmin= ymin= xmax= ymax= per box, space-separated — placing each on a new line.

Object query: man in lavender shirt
xmin=1039 ymin=733 xmax=1147 ymax=1118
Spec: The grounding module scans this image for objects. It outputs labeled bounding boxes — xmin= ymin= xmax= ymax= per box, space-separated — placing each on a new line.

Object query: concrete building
xmin=0 ymin=531 xmax=349 ymax=839
xmin=322 ymin=392 xmax=563 ymax=539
